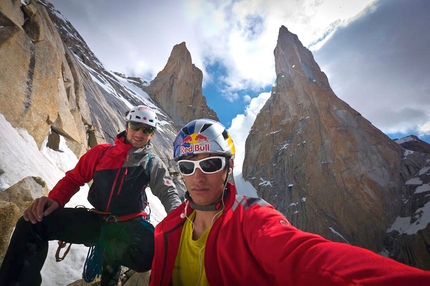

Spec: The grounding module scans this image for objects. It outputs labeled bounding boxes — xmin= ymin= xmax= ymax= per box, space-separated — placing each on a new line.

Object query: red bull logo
xmin=180 ymin=133 xmax=210 ymax=155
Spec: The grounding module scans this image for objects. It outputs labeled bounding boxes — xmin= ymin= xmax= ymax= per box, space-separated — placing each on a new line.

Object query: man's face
xmin=125 ymin=122 xmax=154 ymax=148
xmin=180 ymin=154 xmax=231 ymax=206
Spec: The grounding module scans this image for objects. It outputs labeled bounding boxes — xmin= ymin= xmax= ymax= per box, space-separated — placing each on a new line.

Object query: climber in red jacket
xmin=0 ymin=105 xmax=181 ymax=286
xmin=149 ymin=118 xmax=430 ymax=286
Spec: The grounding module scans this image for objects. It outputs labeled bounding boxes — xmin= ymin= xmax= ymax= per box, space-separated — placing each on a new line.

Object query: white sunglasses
xmin=177 ymin=156 xmax=226 ymax=176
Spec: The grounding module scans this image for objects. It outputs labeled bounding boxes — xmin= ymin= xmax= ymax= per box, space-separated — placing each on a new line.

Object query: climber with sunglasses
xmin=149 ymin=118 xmax=430 ymax=286
xmin=0 ymin=105 xmax=181 ymax=286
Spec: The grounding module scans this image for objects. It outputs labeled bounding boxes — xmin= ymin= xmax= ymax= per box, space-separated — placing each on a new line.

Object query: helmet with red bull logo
xmin=173 ymin=118 xmax=236 ymax=160
xmin=125 ymin=105 xmax=158 ymax=128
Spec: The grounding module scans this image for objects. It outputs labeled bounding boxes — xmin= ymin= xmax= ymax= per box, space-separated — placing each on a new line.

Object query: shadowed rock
xmin=243 ymin=25 xmax=430 ymax=269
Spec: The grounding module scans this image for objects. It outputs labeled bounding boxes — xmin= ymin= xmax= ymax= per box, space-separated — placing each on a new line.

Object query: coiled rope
xmin=82 ymin=220 xmax=109 ymax=283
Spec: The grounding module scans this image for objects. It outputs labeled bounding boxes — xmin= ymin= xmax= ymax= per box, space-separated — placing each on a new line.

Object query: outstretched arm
xmin=246 ymin=206 xmax=430 ymax=285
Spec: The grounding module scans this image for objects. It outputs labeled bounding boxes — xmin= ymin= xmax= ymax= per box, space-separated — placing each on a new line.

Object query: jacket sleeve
xmin=244 ymin=206 xmax=430 ymax=285
xmin=48 ymin=145 xmax=107 ymax=207
xmin=148 ymin=156 xmax=181 ymax=213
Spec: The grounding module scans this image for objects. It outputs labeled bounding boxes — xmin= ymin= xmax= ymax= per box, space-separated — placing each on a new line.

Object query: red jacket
xmin=150 ymin=183 xmax=430 ymax=285
xmin=49 ymin=131 xmax=181 ymax=216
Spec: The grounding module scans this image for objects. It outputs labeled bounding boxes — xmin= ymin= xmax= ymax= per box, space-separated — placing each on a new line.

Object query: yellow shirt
xmin=172 ymin=211 xmax=210 ymax=286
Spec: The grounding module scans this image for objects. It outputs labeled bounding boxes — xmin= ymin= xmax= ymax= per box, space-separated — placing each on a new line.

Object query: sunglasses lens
xmin=128 ymin=122 xmax=141 ymax=131
xmin=142 ymin=127 xmax=155 ymax=134
xmin=200 ymin=158 xmax=223 ymax=173
xmin=178 ymin=161 xmax=195 ymax=175
xmin=128 ymin=123 xmax=155 ymax=134
xmin=177 ymin=157 xmax=225 ymax=176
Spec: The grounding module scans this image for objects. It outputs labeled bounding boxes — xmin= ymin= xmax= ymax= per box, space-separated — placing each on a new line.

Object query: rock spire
xmin=143 ymin=42 xmax=218 ymax=128
xmin=242 ymin=26 xmax=430 ymax=268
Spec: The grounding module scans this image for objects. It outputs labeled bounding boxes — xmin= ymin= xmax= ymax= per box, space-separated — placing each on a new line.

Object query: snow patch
xmin=405 ymin=178 xmax=423 ymax=185
xmin=415 ymin=184 xmax=430 ymax=194
xmin=259 ymin=178 xmax=273 ymax=187
xmin=329 ymin=227 xmax=350 ymax=243
xmin=419 ymin=166 xmax=430 ymax=176
xmin=395 ymin=136 xmax=416 ymax=144
xmin=387 ymin=201 xmax=430 ymax=235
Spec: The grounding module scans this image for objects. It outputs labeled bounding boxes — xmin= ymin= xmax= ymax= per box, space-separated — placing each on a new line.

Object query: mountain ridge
xmin=243 ymin=25 xmax=430 ymax=267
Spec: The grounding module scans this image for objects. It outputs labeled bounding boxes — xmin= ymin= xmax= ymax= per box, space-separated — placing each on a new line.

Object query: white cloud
xmin=418 ymin=121 xmax=430 ymax=136
xmin=222 ymin=91 xmax=240 ymax=102
xmin=243 ymin=95 xmax=251 ymax=103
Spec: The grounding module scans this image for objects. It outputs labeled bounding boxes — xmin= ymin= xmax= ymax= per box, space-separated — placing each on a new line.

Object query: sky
xmin=48 ymin=0 xmax=430 ymax=145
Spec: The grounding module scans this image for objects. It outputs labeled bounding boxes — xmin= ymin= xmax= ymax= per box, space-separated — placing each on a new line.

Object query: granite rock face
xmin=0 ymin=0 xmax=89 ymax=156
xmin=0 ymin=201 xmax=20 ymax=263
xmin=0 ymin=176 xmax=49 ymax=211
xmin=242 ymin=26 xmax=430 ymax=268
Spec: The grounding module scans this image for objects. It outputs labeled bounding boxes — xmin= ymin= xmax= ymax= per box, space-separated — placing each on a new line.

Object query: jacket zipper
xmin=105 ymin=168 xmax=122 ymax=211
xmin=106 ymin=152 xmax=130 ymax=210
xmin=117 ymin=167 xmax=128 ymax=195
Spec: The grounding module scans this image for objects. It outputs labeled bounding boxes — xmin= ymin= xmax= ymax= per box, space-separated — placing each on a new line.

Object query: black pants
xmin=0 ymin=208 xmax=154 ymax=285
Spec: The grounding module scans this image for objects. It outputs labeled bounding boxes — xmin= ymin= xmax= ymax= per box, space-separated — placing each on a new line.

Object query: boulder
xmin=0 ymin=176 xmax=49 ymax=212
xmin=0 ymin=201 xmax=21 ymax=263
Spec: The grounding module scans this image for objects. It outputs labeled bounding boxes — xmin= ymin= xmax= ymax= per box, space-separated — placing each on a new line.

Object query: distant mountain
xmin=143 ymin=42 xmax=219 ymax=127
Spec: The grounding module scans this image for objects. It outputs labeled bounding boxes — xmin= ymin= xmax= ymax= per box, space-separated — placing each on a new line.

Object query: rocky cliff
xmin=0 ymin=0 xmax=146 ymax=157
xmin=0 ymin=0 xmax=213 ymax=163
xmin=242 ymin=25 xmax=430 ymax=269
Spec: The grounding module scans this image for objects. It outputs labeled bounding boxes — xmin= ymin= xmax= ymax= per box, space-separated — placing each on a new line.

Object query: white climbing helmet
xmin=125 ymin=105 xmax=158 ymax=128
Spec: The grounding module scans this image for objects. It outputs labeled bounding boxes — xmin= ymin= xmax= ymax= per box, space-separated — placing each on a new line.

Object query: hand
xmin=23 ymin=196 xmax=59 ymax=224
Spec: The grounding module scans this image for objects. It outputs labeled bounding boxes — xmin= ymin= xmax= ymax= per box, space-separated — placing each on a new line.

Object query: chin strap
xmin=185 ymin=191 xmax=226 ymax=211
